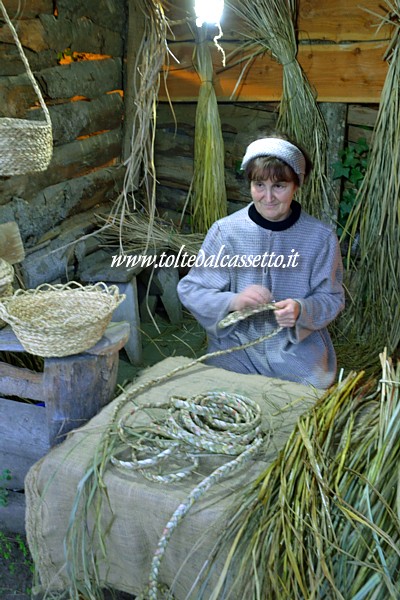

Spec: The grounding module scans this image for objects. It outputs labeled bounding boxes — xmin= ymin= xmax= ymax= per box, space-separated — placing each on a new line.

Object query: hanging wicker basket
xmin=0 ymin=281 xmax=126 ymax=357
xmin=0 ymin=1 xmax=53 ymax=176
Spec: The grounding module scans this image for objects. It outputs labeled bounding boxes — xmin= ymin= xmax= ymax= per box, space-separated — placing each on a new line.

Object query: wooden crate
xmin=0 ymin=321 xmax=129 ymax=533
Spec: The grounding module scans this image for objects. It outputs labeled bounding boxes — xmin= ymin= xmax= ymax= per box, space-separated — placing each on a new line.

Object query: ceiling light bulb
xmin=194 ymin=0 xmax=224 ymax=27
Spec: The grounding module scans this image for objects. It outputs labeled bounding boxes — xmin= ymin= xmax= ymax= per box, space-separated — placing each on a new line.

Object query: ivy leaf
xmin=342 ymin=189 xmax=356 ymax=203
xmin=355 ymin=137 xmax=369 ymax=154
xmin=351 ymin=168 xmax=364 ymax=184
xmin=332 ymin=162 xmax=350 ymax=179
xmin=342 ymin=149 xmax=356 ymax=167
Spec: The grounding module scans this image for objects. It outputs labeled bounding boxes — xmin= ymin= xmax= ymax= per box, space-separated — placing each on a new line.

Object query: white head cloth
xmin=241 ymin=138 xmax=306 ymax=185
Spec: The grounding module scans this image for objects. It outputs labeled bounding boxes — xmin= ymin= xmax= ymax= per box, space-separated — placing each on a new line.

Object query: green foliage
xmin=0 ymin=470 xmax=11 ymax=508
xmin=0 ymin=532 xmax=34 ymax=594
xmin=332 ymin=137 xmax=369 ymax=236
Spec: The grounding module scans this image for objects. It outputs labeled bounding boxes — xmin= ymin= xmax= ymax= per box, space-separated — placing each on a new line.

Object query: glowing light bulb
xmin=194 ymin=0 xmax=224 ymax=27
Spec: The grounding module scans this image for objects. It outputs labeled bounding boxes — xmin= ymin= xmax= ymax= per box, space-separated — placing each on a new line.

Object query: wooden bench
xmin=0 ymin=321 xmax=130 ymax=533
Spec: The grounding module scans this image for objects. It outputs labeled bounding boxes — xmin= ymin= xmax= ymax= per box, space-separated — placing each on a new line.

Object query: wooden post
xmin=0 ymin=321 xmax=130 ymax=448
xmin=319 ymin=102 xmax=348 ymax=224
xmin=43 ymin=351 xmax=119 ymax=445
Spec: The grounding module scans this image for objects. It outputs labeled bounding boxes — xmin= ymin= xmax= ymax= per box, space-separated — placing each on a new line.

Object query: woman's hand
xmin=274 ymin=299 xmax=301 ymax=328
xmin=229 ymin=285 xmax=273 ymax=312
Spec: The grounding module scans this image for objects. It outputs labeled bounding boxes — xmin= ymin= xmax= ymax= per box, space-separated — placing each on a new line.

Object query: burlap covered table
xmin=25 ymin=356 xmax=322 ymax=599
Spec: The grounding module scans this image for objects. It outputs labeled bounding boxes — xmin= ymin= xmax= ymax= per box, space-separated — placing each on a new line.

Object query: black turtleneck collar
xmin=248 ymin=200 xmax=301 ymax=231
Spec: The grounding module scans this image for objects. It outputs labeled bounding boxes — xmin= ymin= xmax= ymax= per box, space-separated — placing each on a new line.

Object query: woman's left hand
xmin=273 ymin=299 xmax=301 ymax=328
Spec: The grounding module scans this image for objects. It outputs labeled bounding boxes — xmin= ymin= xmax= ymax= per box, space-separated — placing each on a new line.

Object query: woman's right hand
xmin=229 ymin=285 xmax=273 ymax=312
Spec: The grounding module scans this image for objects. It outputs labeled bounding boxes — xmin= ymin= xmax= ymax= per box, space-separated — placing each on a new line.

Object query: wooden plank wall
xmin=0 ymin=0 xmax=127 ymax=287
xmin=159 ymin=0 xmax=392 ymax=103
xmin=155 ymin=100 xmax=378 ymax=225
xmin=155 ymin=0 xmax=385 ymax=223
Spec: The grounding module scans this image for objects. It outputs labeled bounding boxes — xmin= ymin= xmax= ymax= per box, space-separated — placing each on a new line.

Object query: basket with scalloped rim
xmin=0 ymin=281 xmax=125 ymax=357
xmin=0 ymin=258 xmax=14 ymax=328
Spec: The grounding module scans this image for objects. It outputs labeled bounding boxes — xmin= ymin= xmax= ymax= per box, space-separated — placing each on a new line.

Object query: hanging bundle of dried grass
xmin=110 ymin=0 xmax=170 ymax=252
xmin=190 ymin=26 xmax=228 ymax=233
xmin=198 ymin=351 xmax=400 ymax=599
xmin=226 ymin=0 xmax=332 ymax=222
xmin=341 ymin=0 xmax=400 ymax=354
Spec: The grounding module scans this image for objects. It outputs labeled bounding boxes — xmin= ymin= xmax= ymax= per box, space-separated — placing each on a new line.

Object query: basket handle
xmin=0 ymin=1 xmax=51 ymax=126
xmin=0 ymin=300 xmax=13 ymax=326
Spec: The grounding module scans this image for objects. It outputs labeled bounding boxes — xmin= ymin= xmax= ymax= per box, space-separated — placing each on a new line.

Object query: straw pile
xmin=341 ymin=0 xmax=400 ymax=355
xmin=100 ymin=210 xmax=204 ymax=256
xmin=226 ymin=0 xmax=332 ymax=222
xmin=197 ymin=352 xmax=400 ymax=599
xmin=189 ymin=25 xmax=228 ymax=233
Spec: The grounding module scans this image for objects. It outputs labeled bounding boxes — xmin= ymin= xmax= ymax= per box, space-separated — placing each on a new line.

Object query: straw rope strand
xmin=117 ymin=390 xmax=265 ymax=600
xmin=64 ymin=305 xmax=283 ymax=599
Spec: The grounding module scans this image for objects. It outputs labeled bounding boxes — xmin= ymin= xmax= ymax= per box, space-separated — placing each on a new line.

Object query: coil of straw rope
xmin=111 ymin=389 xmax=266 ymax=600
xmin=65 ymin=304 xmax=283 ymax=600
xmin=110 ymin=306 xmax=281 ymax=599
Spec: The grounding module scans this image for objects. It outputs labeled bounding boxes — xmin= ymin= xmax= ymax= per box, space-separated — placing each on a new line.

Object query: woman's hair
xmin=244 ymin=131 xmax=313 ymax=186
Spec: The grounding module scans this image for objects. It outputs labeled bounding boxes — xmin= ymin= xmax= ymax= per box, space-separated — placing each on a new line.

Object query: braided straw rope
xmin=105 ymin=304 xmax=282 ymax=600
xmin=113 ymin=391 xmax=265 ymax=600
xmin=0 ymin=1 xmax=53 ymax=176
xmin=63 ymin=304 xmax=281 ymax=599
xmin=218 ymin=302 xmax=277 ymax=328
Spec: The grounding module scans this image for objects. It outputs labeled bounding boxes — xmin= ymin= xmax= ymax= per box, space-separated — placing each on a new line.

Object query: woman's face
xmin=250 ymin=178 xmax=298 ymax=222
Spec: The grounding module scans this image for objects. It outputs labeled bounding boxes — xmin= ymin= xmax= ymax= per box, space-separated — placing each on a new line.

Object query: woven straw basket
xmin=0 ymin=258 xmax=14 ymax=289
xmin=0 ymin=1 xmax=53 ymax=176
xmin=0 ymin=118 xmax=53 ymax=176
xmin=0 ymin=259 xmax=14 ymax=329
xmin=0 ymin=281 xmax=126 ymax=357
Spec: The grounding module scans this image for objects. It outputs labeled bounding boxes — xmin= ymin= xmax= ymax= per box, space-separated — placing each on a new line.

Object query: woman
xmin=177 ymin=135 xmax=345 ymax=388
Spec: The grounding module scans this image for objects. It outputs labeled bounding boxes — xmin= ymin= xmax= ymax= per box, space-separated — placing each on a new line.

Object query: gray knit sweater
xmin=177 ymin=202 xmax=345 ymax=388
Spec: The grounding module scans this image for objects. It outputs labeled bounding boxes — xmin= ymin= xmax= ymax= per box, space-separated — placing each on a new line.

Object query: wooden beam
xmin=37 ymin=58 xmax=122 ymax=99
xmin=0 ymin=18 xmax=48 ymax=51
xmin=1 ymin=0 xmax=53 ymax=19
xmin=0 ymin=130 xmax=122 ymax=202
xmin=0 ymin=399 xmax=49 ymax=463
xmin=159 ymin=41 xmax=388 ymax=103
xmin=164 ymin=0 xmax=393 ymax=43
xmin=0 ymin=363 xmax=44 ymax=401
xmin=347 ymin=104 xmax=379 ymax=127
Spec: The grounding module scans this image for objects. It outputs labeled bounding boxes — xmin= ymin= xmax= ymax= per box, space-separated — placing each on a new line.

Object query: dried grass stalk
xmin=341 ymin=0 xmax=400 ymax=354
xmin=189 ymin=26 xmax=228 ymax=233
xmin=100 ymin=211 xmax=204 ymax=256
xmin=198 ymin=352 xmax=400 ymax=599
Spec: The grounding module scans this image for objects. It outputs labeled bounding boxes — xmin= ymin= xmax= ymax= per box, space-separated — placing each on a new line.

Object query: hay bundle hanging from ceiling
xmin=226 ymin=0 xmax=332 ymax=222
xmin=197 ymin=352 xmax=400 ymax=599
xmin=189 ymin=25 xmax=228 ymax=234
xmin=341 ymin=0 xmax=400 ymax=355
xmin=109 ymin=0 xmax=170 ymax=252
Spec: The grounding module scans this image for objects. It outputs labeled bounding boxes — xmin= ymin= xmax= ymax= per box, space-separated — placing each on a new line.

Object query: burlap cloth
xmin=25 ymin=356 xmax=322 ymax=599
